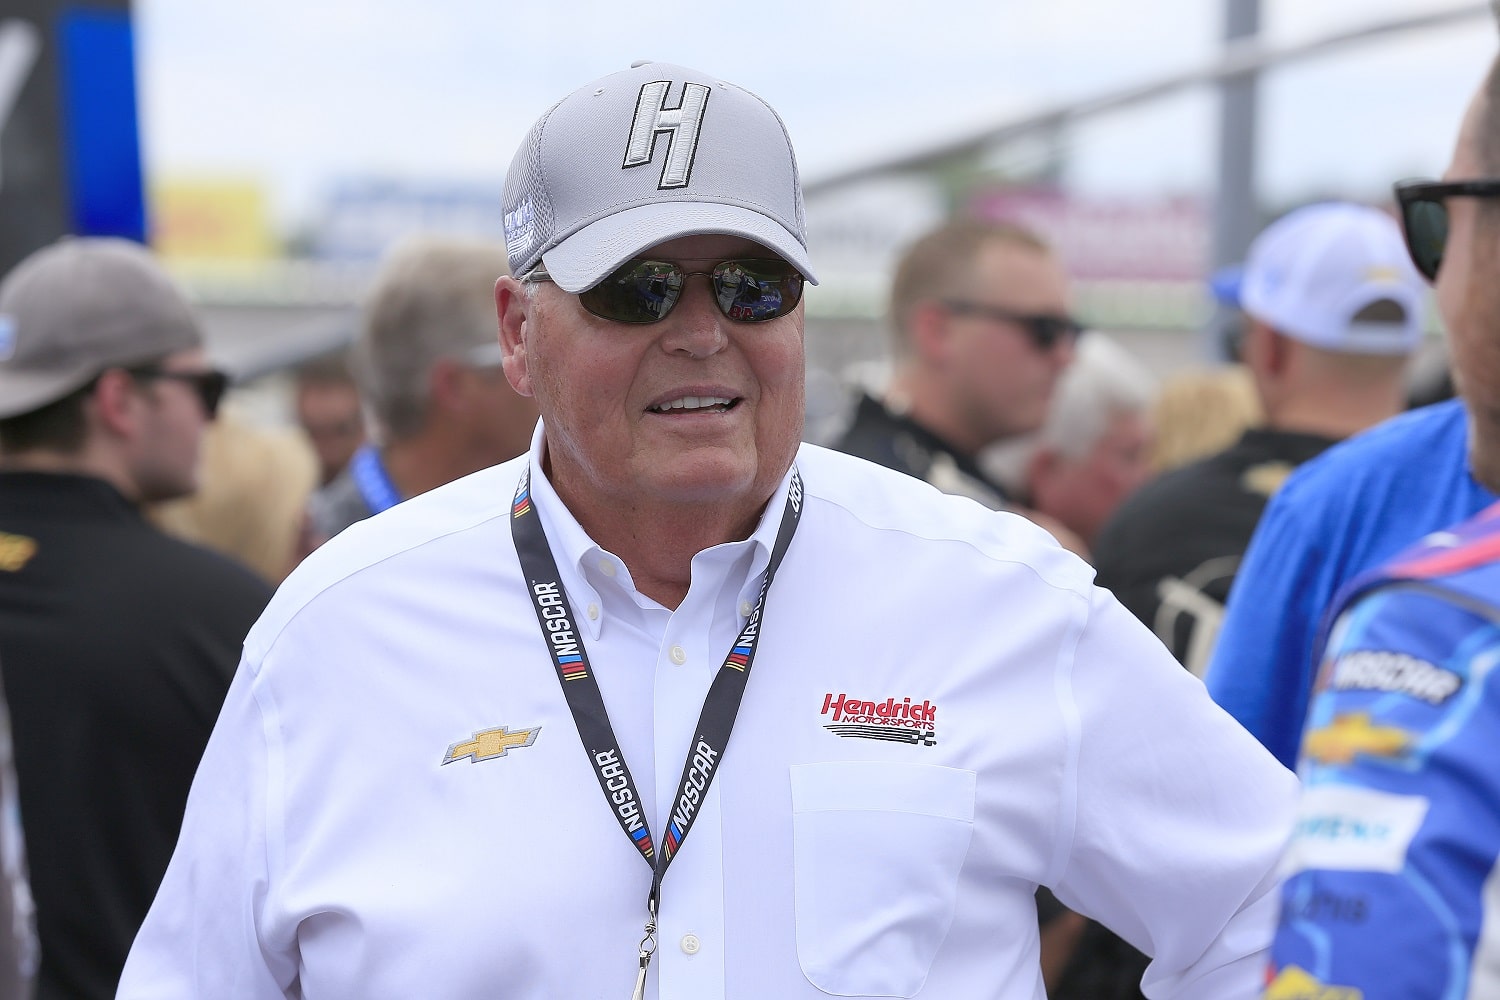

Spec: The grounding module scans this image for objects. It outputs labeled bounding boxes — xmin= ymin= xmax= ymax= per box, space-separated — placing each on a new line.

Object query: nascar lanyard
xmin=350 ymin=444 xmax=402 ymax=515
xmin=510 ymin=465 xmax=803 ymax=999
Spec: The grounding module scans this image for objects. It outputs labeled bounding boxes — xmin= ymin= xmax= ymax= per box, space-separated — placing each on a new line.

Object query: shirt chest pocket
xmin=789 ymin=761 xmax=976 ymax=997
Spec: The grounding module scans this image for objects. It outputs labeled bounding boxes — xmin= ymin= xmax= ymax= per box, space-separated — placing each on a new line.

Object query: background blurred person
xmin=1207 ymin=68 xmax=1500 ymax=769
xmin=304 ymin=237 xmax=540 ymax=547
xmin=1095 ymin=202 xmax=1426 ymax=680
xmin=1147 ymin=365 xmax=1262 ymax=474
xmin=0 ymin=238 xmax=271 ymax=1000
xmin=148 ymin=412 xmax=318 ymax=584
xmin=293 ymin=348 xmax=365 ymax=488
xmin=830 ymin=218 xmax=1079 ymax=509
xmin=984 ymin=332 xmax=1157 ymax=555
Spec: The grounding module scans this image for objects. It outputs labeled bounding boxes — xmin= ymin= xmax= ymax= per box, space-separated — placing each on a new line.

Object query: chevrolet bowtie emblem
xmin=441 ymin=725 xmax=541 ymax=765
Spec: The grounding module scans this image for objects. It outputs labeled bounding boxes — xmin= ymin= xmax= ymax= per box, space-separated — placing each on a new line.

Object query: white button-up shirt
xmin=119 ymin=430 xmax=1298 ymax=999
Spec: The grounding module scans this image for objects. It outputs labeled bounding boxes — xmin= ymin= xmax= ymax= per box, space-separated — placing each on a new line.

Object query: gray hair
xmin=1043 ymin=334 xmax=1157 ymax=459
xmin=356 ymin=237 xmax=509 ymax=440
xmin=983 ymin=333 xmax=1157 ymax=490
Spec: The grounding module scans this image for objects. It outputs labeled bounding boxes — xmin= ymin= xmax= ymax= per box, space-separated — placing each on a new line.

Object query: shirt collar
xmin=521 ymin=420 xmax=792 ymax=637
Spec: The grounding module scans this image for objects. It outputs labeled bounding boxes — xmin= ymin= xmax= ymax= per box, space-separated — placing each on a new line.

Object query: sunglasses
xmin=1393 ymin=178 xmax=1500 ymax=281
xmin=128 ymin=366 xmax=230 ymax=419
xmin=526 ymin=257 xmax=805 ymax=325
xmin=941 ymin=299 xmax=1085 ymax=351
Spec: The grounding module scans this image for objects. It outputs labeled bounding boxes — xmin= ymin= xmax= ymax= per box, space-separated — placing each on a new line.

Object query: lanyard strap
xmin=350 ymin=444 xmax=402 ymax=515
xmin=510 ymin=465 xmax=803 ymax=912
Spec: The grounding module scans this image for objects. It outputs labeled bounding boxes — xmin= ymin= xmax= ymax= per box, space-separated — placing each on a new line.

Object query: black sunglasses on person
xmin=525 ymin=257 xmax=805 ymax=325
xmin=940 ymin=299 xmax=1085 ymax=351
xmin=128 ymin=365 xmax=231 ymax=419
xmin=1393 ymin=178 xmax=1500 ymax=281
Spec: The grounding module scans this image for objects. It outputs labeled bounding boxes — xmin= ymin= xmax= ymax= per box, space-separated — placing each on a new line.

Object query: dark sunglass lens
xmin=199 ymin=372 xmax=228 ymax=418
xmin=580 ymin=261 xmax=684 ymax=323
xmin=1028 ymin=317 xmax=1080 ymax=350
xmin=711 ymin=260 xmax=803 ymax=322
xmin=1406 ymin=199 xmax=1448 ymax=281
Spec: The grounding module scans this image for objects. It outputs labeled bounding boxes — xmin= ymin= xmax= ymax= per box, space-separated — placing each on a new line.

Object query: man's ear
xmin=426 ymin=357 xmax=466 ymax=414
xmin=496 ymin=276 xmax=535 ymax=398
xmin=1026 ymin=445 xmax=1060 ymax=499
xmin=907 ymin=300 xmax=953 ymax=364
xmin=91 ymin=369 xmax=140 ymax=439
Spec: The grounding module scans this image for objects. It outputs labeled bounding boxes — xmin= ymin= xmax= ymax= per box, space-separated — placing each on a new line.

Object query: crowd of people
xmin=0 ymin=40 xmax=1494 ymax=1000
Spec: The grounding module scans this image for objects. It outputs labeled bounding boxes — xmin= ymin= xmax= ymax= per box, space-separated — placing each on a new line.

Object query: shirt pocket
xmin=789 ymin=761 xmax=976 ymax=997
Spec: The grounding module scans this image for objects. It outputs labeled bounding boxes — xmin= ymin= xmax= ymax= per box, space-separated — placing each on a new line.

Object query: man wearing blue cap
xmin=1093 ymin=202 xmax=1426 ymax=680
xmin=118 ymin=62 xmax=1296 ymax=1000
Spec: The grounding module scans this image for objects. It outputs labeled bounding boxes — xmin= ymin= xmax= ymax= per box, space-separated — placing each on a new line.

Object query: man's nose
xmin=658 ymin=276 xmax=729 ymax=358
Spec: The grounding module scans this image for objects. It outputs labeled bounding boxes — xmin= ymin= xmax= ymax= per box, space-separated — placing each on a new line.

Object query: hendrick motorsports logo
xmin=820 ymin=692 xmax=937 ymax=747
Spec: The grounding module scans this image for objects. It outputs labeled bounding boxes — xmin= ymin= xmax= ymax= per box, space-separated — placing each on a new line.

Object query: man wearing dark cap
xmin=121 ymin=64 xmax=1294 ymax=1000
xmin=0 ymin=237 xmax=271 ymax=1000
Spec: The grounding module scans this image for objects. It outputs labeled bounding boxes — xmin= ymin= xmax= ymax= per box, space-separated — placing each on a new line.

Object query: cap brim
xmin=1208 ymin=265 xmax=1244 ymax=307
xmin=540 ymin=201 xmax=818 ymax=292
xmin=0 ymin=364 xmax=99 ymax=419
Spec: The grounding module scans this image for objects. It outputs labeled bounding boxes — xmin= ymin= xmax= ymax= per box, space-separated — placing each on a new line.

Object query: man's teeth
xmin=650 ymin=396 xmax=732 ymax=413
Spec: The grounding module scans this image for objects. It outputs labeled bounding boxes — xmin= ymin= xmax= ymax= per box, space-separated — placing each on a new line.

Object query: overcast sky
xmin=134 ymin=0 xmax=1497 ymax=230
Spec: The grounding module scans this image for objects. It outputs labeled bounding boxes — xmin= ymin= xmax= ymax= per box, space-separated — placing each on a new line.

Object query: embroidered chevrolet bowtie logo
xmin=441 ymin=726 xmax=541 ymax=765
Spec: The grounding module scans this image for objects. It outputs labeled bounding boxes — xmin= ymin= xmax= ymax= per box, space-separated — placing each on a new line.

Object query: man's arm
xmin=117 ymin=661 xmax=296 ymax=999
xmin=1053 ymin=588 xmax=1299 ymax=999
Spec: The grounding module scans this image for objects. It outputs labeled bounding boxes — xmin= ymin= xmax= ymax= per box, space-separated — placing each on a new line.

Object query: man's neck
xmin=1468 ymin=409 xmax=1500 ymax=496
xmin=548 ymin=474 xmax=770 ymax=611
xmin=886 ymin=371 xmax=984 ymax=458
xmin=1265 ymin=391 xmax=1404 ymax=442
xmin=381 ymin=431 xmax=485 ymax=502
xmin=0 ymin=448 xmax=138 ymax=501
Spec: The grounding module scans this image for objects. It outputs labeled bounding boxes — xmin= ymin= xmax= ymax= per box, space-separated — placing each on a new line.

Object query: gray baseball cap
xmin=502 ymin=61 xmax=818 ymax=292
xmin=0 ymin=237 xmax=203 ymax=419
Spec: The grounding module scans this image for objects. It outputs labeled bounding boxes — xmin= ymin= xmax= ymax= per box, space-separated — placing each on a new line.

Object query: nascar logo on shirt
xmin=820 ymin=692 xmax=938 ymax=747
xmin=1328 ymin=650 xmax=1462 ymax=705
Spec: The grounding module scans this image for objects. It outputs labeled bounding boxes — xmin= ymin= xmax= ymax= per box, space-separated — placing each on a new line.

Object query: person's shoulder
xmin=796 ymin=444 xmax=1094 ymax=594
xmin=1284 ymin=400 xmax=1467 ymax=495
xmin=149 ymin=526 xmax=273 ymax=597
xmin=306 ymin=464 xmax=368 ymax=539
xmin=247 ymin=456 xmax=526 ymax=662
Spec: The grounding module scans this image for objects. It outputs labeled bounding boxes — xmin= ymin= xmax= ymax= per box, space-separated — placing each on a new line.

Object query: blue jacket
xmin=1267 ymin=501 xmax=1500 ymax=998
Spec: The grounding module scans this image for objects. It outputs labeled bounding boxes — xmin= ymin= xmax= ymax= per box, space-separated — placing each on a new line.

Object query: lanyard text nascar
xmin=510 ymin=466 xmax=803 ymax=999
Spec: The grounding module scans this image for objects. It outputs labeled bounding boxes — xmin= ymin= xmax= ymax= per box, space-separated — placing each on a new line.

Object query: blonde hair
xmin=1149 ymin=365 xmax=1263 ymax=473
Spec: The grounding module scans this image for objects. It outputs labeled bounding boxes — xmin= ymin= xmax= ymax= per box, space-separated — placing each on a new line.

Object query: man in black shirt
xmin=1094 ymin=202 xmax=1426 ymax=679
xmin=831 ymin=219 xmax=1080 ymax=512
xmin=0 ymin=238 xmax=272 ymax=1000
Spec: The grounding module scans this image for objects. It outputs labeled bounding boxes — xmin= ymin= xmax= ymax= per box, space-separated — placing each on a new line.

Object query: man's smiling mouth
xmin=648 ymin=395 xmax=738 ymax=414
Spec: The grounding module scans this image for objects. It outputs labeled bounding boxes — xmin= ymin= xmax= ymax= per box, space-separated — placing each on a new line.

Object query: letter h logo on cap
xmin=623 ymin=81 xmax=710 ymax=190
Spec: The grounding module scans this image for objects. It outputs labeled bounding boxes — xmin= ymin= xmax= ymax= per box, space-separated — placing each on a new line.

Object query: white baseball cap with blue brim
xmin=501 ymin=61 xmax=818 ymax=293
xmin=1209 ymin=202 xmax=1426 ymax=355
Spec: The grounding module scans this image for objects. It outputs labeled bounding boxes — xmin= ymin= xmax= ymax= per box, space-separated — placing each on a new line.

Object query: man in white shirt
xmin=118 ymin=61 xmax=1298 ymax=1000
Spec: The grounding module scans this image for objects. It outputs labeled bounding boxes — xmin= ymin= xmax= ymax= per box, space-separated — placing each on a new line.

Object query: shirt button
xmin=670 ymin=645 xmax=687 ymax=665
xmin=598 ymin=559 xmax=616 ymax=577
xmin=680 ymin=933 xmax=701 ymax=955
xmin=739 ymin=600 xmax=753 ymax=618
xmin=586 ymin=603 xmax=600 ymax=621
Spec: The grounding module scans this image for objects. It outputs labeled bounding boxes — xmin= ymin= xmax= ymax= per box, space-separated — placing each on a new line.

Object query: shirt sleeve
xmin=1205 ymin=491 xmax=1334 ymax=768
xmin=116 ymin=658 xmax=297 ymax=998
xmin=1053 ymin=586 xmax=1300 ymax=1000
